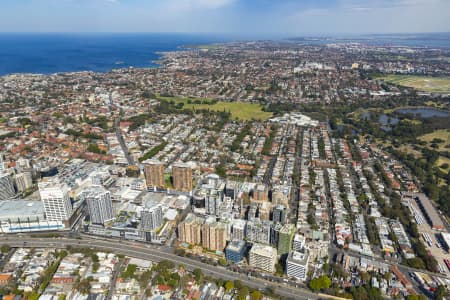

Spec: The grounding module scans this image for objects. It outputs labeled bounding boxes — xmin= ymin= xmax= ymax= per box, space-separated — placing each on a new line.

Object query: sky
xmin=0 ymin=0 xmax=449 ymax=35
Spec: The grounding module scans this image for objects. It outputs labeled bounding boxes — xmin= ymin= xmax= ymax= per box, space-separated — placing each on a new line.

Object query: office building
xmin=270 ymin=223 xmax=282 ymax=247
xmin=225 ymin=181 xmax=239 ymax=200
xmin=249 ymin=243 xmax=277 ymax=273
xmin=246 ymin=220 xmax=271 ymax=245
xmin=202 ymin=217 xmax=227 ymax=252
xmin=272 ymin=205 xmax=287 ymax=224
xmin=38 ymin=179 xmax=72 ymax=222
xmin=144 ymin=160 xmax=165 ymax=189
xmin=14 ymin=172 xmax=33 ymax=192
xmin=226 ymin=240 xmax=246 ymax=263
xmin=286 ymin=250 xmax=309 ymax=281
xmin=278 ymin=224 xmax=295 ymax=256
xmin=247 ymin=203 xmax=258 ymax=220
xmin=85 ymin=186 xmax=114 ymax=225
xmin=172 ymin=162 xmax=193 ymax=192
xmin=205 ymin=188 xmax=223 ymax=216
xmin=292 ymin=234 xmax=306 ymax=252
xmin=253 ymin=184 xmax=268 ymax=202
xmin=0 ymin=172 xmax=15 ymax=200
xmin=178 ymin=213 xmax=203 ymax=245
xmin=231 ymin=219 xmax=246 ymax=241
xmin=142 ymin=205 xmax=163 ymax=231
xmin=258 ymin=202 xmax=271 ymax=221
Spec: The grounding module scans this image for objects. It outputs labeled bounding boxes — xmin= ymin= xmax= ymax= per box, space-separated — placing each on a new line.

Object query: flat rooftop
xmin=288 ymin=250 xmax=309 ymax=264
xmin=226 ymin=240 xmax=246 ymax=252
xmin=0 ymin=200 xmax=44 ymax=221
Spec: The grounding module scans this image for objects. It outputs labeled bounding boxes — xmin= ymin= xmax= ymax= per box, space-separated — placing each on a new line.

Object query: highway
xmin=0 ymin=236 xmax=318 ymax=300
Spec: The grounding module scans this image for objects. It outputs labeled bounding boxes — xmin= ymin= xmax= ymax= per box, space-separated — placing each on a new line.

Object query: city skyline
xmin=0 ymin=0 xmax=449 ymax=35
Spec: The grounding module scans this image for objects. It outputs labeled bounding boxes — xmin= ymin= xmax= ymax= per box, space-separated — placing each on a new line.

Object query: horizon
xmin=0 ymin=31 xmax=449 ymax=40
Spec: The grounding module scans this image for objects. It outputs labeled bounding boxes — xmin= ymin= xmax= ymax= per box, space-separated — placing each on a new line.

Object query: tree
xmin=360 ymin=271 xmax=371 ymax=283
xmin=193 ymin=268 xmax=203 ymax=283
xmin=155 ymin=260 xmax=175 ymax=271
xmin=92 ymin=262 xmax=100 ymax=273
xmin=234 ymin=279 xmax=243 ymax=290
xmin=122 ymin=264 xmax=137 ymax=278
xmin=179 ymin=274 xmax=192 ymax=288
xmin=218 ymin=258 xmax=228 ymax=266
xmin=238 ymin=286 xmax=249 ymax=300
xmin=308 ymin=275 xmax=331 ymax=292
xmin=91 ymin=253 xmax=99 ymax=263
xmin=407 ymin=257 xmax=426 ymax=269
xmin=435 ymin=285 xmax=448 ymax=300
xmin=0 ymin=245 xmax=11 ymax=253
xmin=225 ymin=281 xmax=234 ymax=291
xmin=250 ymin=290 xmax=262 ymax=300
xmin=139 ymin=270 xmax=152 ymax=288
xmin=75 ymin=277 xmax=92 ymax=294
xmin=275 ymin=263 xmax=284 ymax=276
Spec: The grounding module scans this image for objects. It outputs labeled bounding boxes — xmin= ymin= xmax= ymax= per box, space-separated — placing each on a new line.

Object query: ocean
xmin=0 ymin=33 xmax=448 ymax=76
xmin=0 ymin=33 xmax=228 ymax=76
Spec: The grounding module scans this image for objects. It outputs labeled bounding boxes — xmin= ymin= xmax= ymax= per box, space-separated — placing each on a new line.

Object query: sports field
xmin=380 ymin=75 xmax=450 ymax=93
xmin=158 ymin=96 xmax=272 ymax=121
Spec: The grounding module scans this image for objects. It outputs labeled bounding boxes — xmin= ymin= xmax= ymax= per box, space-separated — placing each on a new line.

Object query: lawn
xmin=158 ymin=96 xmax=273 ymax=121
xmin=419 ymin=129 xmax=450 ymax=151
xmin=379 ymin=75 xmax=450 ymax=93
xmin=436 ymin=156 xmax=450 ymax=173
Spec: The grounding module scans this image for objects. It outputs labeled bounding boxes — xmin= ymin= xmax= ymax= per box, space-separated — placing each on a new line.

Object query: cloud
xmin=285 ymin=0 xmax=450 ymax=34
xmin=165 ymin=0 xmax=236 ymax=10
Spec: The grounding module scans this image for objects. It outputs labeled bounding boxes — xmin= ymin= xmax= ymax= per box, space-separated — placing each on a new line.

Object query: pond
xmin=395 ymin=107 xmax=450 ymax=118
xmin=361 ymin=107 xmax=450 ymax=131
xmin=361 ymin=112 xmax=399 ymax=131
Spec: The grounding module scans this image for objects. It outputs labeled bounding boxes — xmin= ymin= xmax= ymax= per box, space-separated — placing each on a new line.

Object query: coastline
xmin=0 ymin=33 xmax=225 ymax=77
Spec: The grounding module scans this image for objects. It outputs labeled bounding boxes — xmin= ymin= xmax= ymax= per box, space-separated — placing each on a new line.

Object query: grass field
xmin=437 ymin=156 xmax=450 ymax=173
xmin=419 ymin=129 xmax=450 ymax=151
xmin=158 ymin=96 xmax=273 ymax=121
xmin=379 ymin=75 xmax=450 ymax=93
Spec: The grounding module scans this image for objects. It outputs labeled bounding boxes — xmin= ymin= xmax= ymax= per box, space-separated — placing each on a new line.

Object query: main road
xmin=110 ymin=92 xmax=135 ymax=166
xmin=0 ymin=236 xmax=318 ymax=300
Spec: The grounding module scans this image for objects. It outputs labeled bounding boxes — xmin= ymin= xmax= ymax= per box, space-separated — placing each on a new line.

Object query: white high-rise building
xmin=231 ymin=219 xmax=246 ymax=241
xmin=141 ymin=205 xmax=163 ymax=231
xmin=248 ymin=243 xmax=277 ymax=273
xmin=38 ymin=179 xmax=72 ymax=222
xmin=286 ymin=250 xmax=309 ymax=281
xmin=85 ymin=186 xmax=114 ymax=225
xmin=0 ymin=172 xmax=15 ymax=200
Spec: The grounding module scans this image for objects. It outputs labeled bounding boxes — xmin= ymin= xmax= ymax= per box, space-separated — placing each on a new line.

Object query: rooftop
xmin=288 ymin=250 xmax=309 ymax=264
xmin=226 ymin=240 xmax=246 ymax=252
xmin=0 ymin=200 xmax=44 ymax=221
